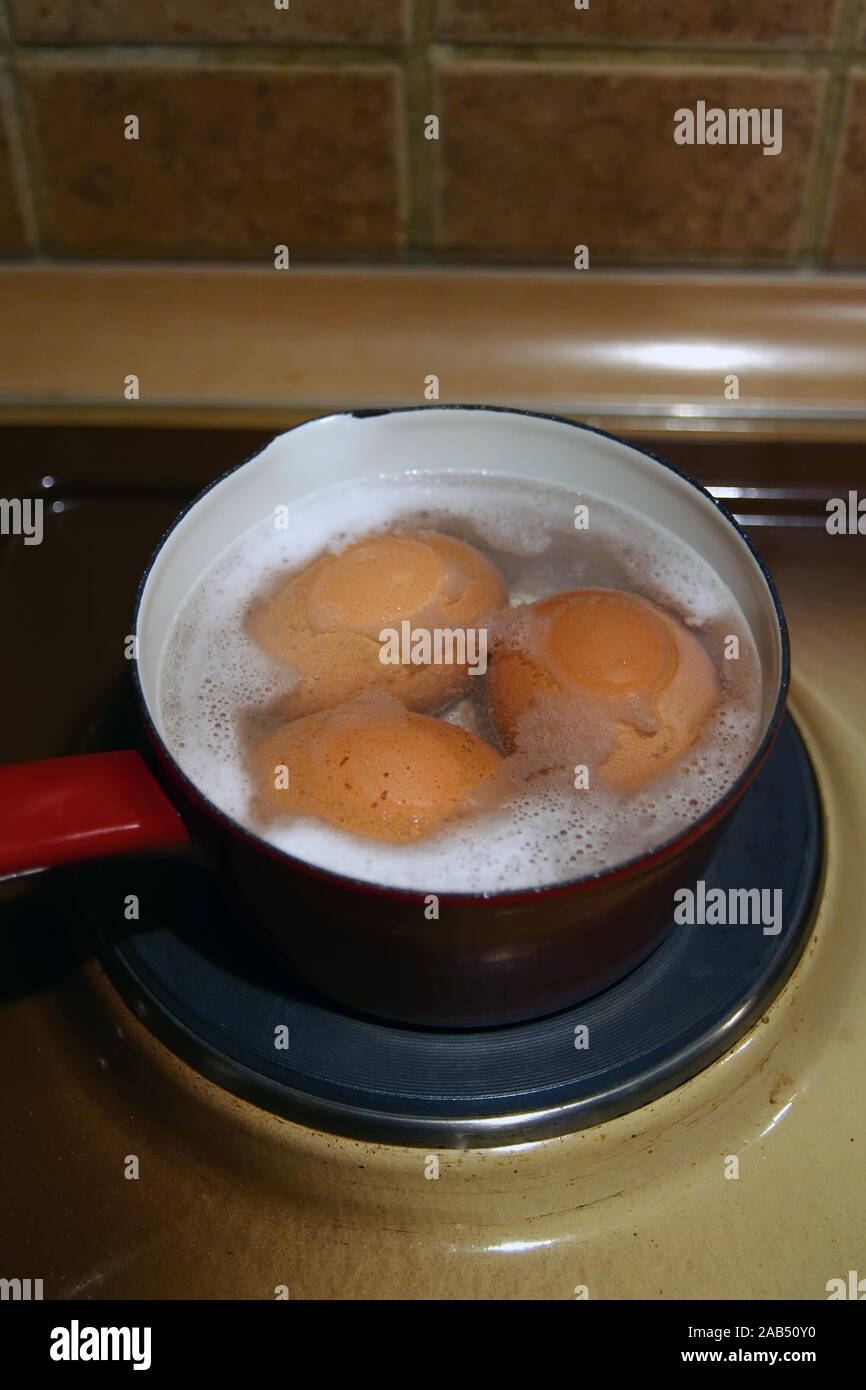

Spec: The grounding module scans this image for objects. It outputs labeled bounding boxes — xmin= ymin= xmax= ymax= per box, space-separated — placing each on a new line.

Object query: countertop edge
xmin=2 ymin=266 xmax=865 ymax=439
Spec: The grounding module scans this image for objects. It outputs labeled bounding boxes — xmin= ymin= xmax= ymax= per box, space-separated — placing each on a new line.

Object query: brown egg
xmin=247 ymin=530 xmax=505 ymax=718
xmin=250 ymin=694 xmax=508 ymax=843
xmin=487 ymin=589 xmax=720 ymax=792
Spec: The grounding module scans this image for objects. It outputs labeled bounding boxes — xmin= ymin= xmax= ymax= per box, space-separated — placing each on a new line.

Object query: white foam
xmin=156 ymin=473 xmax=762 ymax=892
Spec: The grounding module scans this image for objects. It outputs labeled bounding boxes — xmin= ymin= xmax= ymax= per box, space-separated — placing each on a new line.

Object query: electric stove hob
xmin=73 ymin=712 xmax=821 ymax=1149
xmin=1 ymin=433 xmax=860 ymax=1300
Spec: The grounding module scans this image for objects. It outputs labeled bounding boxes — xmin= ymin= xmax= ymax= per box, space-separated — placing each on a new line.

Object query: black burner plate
xmin=76 ymin=714 xmax=821 ymax=1147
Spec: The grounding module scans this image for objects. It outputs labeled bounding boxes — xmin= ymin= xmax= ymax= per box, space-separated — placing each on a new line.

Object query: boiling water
xmin=156 ymin=473 xmax=761 ymax=892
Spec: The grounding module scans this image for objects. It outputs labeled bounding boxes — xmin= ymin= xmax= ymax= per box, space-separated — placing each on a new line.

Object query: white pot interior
xmin=136 ymin=408 xmax=784 ymax=741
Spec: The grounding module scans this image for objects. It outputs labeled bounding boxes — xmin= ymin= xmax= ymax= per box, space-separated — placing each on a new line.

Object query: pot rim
xmin=131 ymin=404 xmax=790 ymax=906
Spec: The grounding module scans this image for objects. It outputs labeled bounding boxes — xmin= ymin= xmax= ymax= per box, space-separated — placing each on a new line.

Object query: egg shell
xmin=250 ymin=694 xmax=508 ymax=843
xmin=487 ymin=588 xmax=720 ymax=793
xmin=247 ymin=530 xmax=505 ymax=718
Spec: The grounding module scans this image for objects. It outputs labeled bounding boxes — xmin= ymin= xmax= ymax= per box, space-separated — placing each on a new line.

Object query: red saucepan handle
xmin=0 ymin=751 xmax=191 ymax=877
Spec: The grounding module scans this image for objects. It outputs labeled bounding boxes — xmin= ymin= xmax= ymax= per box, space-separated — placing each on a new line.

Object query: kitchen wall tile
xmin=437 ymin=65 xmax=821 ymax=262
xmin=10 ymin=1 xmax=408 ymax=45
xmin=436 ymin=0 xmax=838 ymax=48
xmin=21 ymin=65 xmax=403 ymax=257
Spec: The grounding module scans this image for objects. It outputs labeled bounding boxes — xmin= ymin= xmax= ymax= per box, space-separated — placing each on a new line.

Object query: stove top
xmin=0 ymin=426 xmax=862 ymax=1300
xmin=76 ymin=712 xmax=821 ymax=1148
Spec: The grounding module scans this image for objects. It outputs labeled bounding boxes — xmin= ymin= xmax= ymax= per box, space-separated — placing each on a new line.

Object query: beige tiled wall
xmin=1 ymin=0 xmax=865 ymax=266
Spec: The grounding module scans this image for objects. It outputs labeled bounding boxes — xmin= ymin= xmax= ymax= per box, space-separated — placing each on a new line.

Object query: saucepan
xmin=0 ymin=407 xmax=789 ymax=1026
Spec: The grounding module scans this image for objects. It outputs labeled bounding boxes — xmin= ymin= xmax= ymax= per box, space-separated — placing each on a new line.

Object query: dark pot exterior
xmin=147 ymin=733 xmax=763 ymax=1027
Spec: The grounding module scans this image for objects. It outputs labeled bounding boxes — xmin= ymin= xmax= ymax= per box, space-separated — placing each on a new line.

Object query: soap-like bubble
xmin=156 ymin=474 xmax=761 ymax=892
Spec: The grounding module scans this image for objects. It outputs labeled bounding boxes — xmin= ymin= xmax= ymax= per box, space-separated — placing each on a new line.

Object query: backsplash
xmin=1 ymin=0 xmax=864 ymax=265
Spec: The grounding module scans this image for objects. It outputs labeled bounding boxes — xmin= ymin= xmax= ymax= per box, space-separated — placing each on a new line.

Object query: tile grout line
xmin=12 ymin=43 xmax=408 ymax=70
xmin=0 ymin=246 xmax=808 ymax=271
xmin=799 ymin=76 xmax=850 ymax=259
xmin=432 ymin=43 xmax=852 ymax=72
xmin=801 ymin=0 xmax=864 ymax=257
xmin=7 ymin=40 xmax=861 ymax=70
